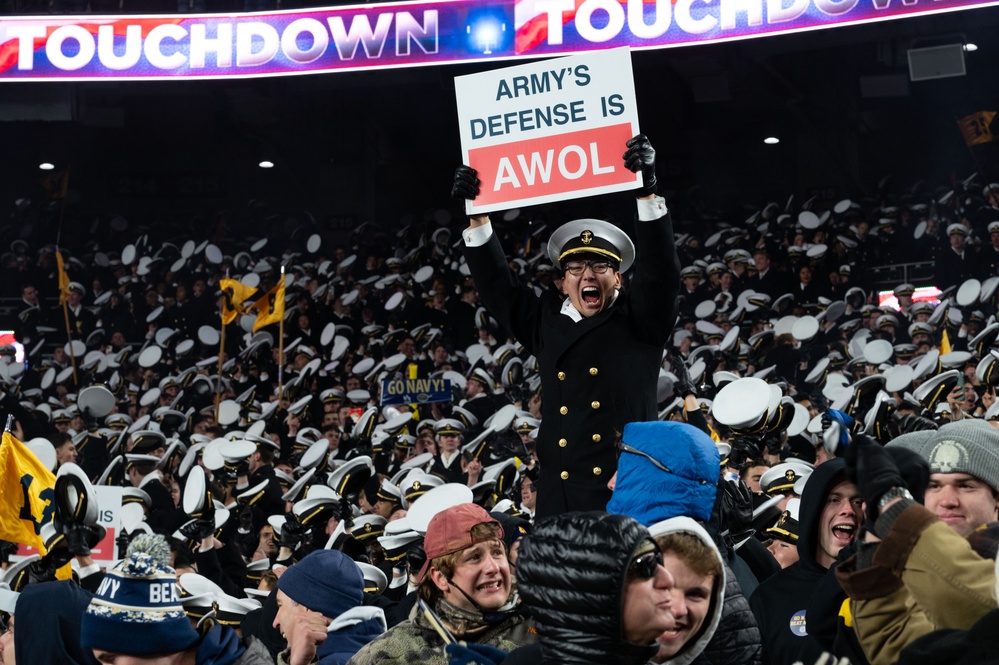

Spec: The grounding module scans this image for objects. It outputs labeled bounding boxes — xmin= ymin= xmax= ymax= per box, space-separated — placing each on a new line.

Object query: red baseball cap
xmin=417 ymin=503 xmax=502 ymax=582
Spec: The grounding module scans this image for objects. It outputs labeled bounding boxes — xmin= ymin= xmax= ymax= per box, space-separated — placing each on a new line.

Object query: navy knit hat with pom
xmin=80 ymin=533 xmax=200 ymax=656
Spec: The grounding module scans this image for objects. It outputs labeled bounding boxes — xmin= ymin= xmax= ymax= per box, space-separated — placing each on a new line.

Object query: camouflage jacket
xmin=345 ymin=599 xmax=535 ymax=665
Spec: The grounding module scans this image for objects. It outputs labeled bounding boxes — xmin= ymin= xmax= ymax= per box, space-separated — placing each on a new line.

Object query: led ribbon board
xmin=1 ymin=0 xmax=996 ymax=81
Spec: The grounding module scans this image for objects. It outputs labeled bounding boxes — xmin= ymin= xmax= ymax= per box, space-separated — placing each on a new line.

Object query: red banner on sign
xmin=467 ymin=122 xmax=634 ymax=208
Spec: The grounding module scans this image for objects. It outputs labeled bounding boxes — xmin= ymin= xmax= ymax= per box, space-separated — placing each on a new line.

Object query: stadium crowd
xmin=0 ymin=134 xmax=999 ymax=665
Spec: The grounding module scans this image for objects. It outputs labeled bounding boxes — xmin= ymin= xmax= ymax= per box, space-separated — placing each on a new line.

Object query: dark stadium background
xmin=3 ymin=5 xmax=999 ymax=240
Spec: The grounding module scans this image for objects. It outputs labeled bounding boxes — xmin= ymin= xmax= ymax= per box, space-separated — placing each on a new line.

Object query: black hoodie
xmin=13 ymin=581 xmax=100 ymax=665
xmin=748 ymin=459 xmax=857 ymax=665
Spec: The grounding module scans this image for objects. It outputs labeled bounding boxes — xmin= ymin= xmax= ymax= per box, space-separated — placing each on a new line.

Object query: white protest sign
xmin=89 ymin=485 xmax=123 ymax=568
xmin=455 ymin=47 xmax=641 ymax=214
xmin=12 ymin=485 xmax=123 ymax=570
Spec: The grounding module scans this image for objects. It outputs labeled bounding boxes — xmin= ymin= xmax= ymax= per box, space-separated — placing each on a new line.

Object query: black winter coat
xmin=515 ymin=511 xmax=660 ymax=665
xmin=749 ymin=459 xmax=852 ymax=665
xmin=698 ymin=559 xmax=763 ymax=665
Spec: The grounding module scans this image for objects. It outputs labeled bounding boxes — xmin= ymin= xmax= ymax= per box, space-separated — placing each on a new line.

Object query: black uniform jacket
xmin=463 ymin=210 xmax=680 ymax=518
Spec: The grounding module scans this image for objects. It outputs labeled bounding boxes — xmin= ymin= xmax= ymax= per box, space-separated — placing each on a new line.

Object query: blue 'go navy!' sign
xmin=381 ymin=378 xmax=452 ymax=406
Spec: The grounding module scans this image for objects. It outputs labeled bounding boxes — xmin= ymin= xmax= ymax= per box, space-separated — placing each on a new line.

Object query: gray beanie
xmin=921 ymin=420 xmax=999 ymax=492
xmin=886 ymin=430 xmax=936 ymax=457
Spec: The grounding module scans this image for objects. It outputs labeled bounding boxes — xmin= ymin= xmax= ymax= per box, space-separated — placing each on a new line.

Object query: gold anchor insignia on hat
xmin=580 ymin=230 xmax=593 ymax=245
xmin=364 ymin=523 xmax=372 ymax=532
xmin=785 ymin=469 xmax=796 ymax=482
xmin=778 ymin=510 xmax=790 ymax=525
xmin=413 ymin=481 xmax=421 ymax=490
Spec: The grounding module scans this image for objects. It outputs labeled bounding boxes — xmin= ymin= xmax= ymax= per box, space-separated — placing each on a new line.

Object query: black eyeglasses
xmin=564 ymin=260 xmax=614 ymax=276
xmin=616 ymin=441 xmax=714 ymax=486
xmin=628 ymin=547 xmax=664 ymax=580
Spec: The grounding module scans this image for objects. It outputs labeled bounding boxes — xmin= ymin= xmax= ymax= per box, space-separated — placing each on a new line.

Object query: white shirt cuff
xmin=636 ymin=196 xmax=668 ymax=222
xmin=77 ymin=563 xmax=101 ymax=578
xmin=462 ymin=222 xmax=493 ymax=247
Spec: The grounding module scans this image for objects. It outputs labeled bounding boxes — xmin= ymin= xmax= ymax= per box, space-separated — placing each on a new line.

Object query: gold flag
xmin=0 ymin=432 xmax=55 ymax=545
xmin=56 ymin=251 xmax=71 ymax=305
xmin=957 ymin=111 xmax=997 ymax=146
xmin=247 ymin=277 xmax=286 ymax=332
xmin=940 ymin=329 xmax=952 ymax=355
xmin=218 ymin=278 xmax=258 ymax=325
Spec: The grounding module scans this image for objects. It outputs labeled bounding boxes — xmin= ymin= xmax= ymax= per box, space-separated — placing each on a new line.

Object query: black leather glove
xmin=28 ymin=553 xmax=68 ymax=584
xmin=0 ymin=540 xmax=17 ymax=565
xmin=844 ymin=435 xmax=905 ymax=524
xmin=81 ymin=406 xmax=100 ymax=432
xmin=116 ymin=529 xmax=132 ymax=560
xmin=728 ymin=436 xmax=762 ymax=469
xmin=279 ymin=518 xmax=305 ymax=551
xmin=670 ymin=355 xmax=696 ymax=399
xmin=452 ymin=165 xmax=480 ymax=201
xmin=896 ymin=414 xmax=937 ymax=433
xmin=885 ymin=447 xmax=930 ymax=505
xmin=713 ymin=477 xmax=755 ymax=543
xmin=623 ymin=134 xmax=657 ymax=197
xmin=65 ymin=524 xmax=107 ymax=557
xmin=180 ymin=518 xmax=216 ymax=542
xmin=406 ymin=540 xmax=427 ymax=575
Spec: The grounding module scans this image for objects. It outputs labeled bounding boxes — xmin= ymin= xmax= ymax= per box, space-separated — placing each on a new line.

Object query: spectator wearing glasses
xmin=608 ymin=420 xmax=766 ymax=665
xmin=453 ymin=135 xmax=681 ymax=517
xmin=506 ymin=511 xmax=676 ymax=665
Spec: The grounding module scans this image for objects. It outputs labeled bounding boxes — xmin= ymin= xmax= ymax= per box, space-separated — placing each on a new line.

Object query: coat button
xmin=589 ymin=367 xmax=598 ymax=376
xmin=558 ymin=438 xmax=567 ymax=447
xmin=592 ymin=434 xmax=601 ymax=442
xmin=560 ymin=471 xmax=569 ymax=480
xmin=557 ymin=372 xmax=566 ymax=380
xmin=560 ymin=406 xmax=568 ymax=415
xmin=591 ymin=401 xmax=600 ymax=410
xmin=593 ymin=467 xmax=602 ymax=476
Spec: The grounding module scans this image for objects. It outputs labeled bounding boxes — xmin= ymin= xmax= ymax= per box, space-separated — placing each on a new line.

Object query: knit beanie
xmin=886 ymin=429 xmax=936 ymax=457
xmin=80 ymin=533 xmax=200 ymax=656
xmin=923 ymin=419 xmax=999 ymax=492
xmin=277 ymin=550 xmax=363 ymax=619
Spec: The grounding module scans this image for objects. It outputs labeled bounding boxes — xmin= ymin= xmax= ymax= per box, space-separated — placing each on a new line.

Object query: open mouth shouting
xmin=830 ymin=523 xmax=856 ymax=545
xmin=581 ymin=286 xmax=602 ymax=308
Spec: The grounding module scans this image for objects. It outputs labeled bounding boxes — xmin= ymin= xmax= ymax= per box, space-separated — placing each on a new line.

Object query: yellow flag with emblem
xmin=246 ymin=276 xmax=285 ymax=332
xmin=218 ymin=278 xmax=258 ymax=325
xmin=56 ymin=250 xmax=71 ymax=305
xmin=0 ymin=431 xmax=74 ymax=580
xmin=958 ymin=111 xmax=997 ymax=146
xmin=0 ymin=432 xmax=57 ymax=549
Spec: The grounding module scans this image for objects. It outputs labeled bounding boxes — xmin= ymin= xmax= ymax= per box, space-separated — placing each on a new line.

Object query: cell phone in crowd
xmin=418 ymin=598 xmax=457 ymax=644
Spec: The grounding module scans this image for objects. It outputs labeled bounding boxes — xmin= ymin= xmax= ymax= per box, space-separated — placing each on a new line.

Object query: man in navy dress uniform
xmin=452 ymin=135 xmax=681 ymax=518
